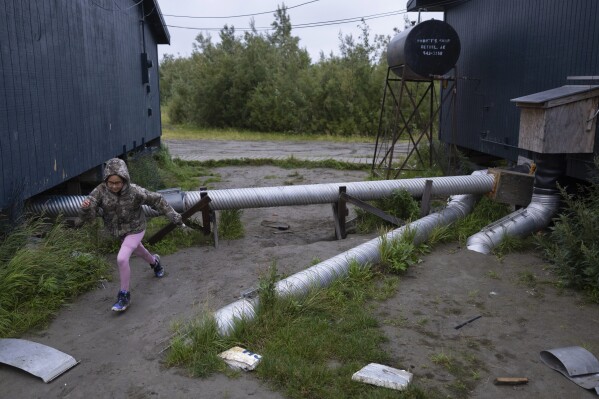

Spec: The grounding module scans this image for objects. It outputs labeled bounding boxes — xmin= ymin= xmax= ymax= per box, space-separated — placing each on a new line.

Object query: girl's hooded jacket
xmin=79 ymin=158 xmax=182 ymax=238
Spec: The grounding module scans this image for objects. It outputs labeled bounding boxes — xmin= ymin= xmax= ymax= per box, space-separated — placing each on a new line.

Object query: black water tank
xmin=387 ymin=20 xmax=460 ymax=80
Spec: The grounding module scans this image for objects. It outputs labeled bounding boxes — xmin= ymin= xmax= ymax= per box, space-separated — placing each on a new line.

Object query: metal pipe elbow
xmin=467 ymin=192 xmax=561 ymax=255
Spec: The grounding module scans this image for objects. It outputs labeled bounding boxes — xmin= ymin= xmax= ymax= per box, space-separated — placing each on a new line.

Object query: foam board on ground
xmin=351 ymin=363 xmax=413 ymax=390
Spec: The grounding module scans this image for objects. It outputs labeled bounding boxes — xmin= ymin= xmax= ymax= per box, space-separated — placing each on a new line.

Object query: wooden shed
xmin=0 ymin=0 xmax=169 ymax=213
xmin=512 ymin=85 xmax=599 ymax=154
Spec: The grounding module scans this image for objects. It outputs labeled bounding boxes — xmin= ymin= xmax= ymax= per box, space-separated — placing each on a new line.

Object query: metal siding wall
xmin=0 ymin=2 xmax=14 ymax=202
xmin=83 ymin=1 xmax=116 ymax=165
xmin=0 ymin=0 xmax=163 ymax=210
xmin=31 ymin=1 xmax=51 ymax=194
xmin=145 ymin=22 xmax=161 ymax=142
xmin=441 ymin=0 xmax=599 ymax=172
xmin=2 ymin=1 xmax=35 ymax=202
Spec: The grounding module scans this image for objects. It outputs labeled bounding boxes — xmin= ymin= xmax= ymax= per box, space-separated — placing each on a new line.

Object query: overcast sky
xmin=155 ymin=0 xmax=443 ymax=62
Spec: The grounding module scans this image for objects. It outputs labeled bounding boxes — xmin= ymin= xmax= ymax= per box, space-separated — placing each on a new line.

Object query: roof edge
xmin=407 ymin=0 xmax=470 ymax=12
xmin=144 ymin=0 xmax=170 ymax=45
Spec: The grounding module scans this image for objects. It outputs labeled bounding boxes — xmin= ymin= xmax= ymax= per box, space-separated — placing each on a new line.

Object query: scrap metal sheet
xmin=540 ymin=346 xmax=599 ymax=392
xmin=0 ymin=338 xmax=78 ymax=383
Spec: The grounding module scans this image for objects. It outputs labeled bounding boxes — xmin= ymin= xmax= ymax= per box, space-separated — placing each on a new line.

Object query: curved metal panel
xmin=0 ymin=339 xmax=78 ymax=383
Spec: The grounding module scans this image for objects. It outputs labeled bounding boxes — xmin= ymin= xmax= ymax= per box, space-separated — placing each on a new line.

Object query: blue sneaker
xmin=111 ymin=290 xmax=130 ymax=312
xmin=151 ymin=254 xmax=164 ymax=278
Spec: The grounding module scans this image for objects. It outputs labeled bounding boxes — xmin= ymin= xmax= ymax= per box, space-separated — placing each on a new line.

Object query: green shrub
xmin=537 ymin=165 xmax=599 ymax=300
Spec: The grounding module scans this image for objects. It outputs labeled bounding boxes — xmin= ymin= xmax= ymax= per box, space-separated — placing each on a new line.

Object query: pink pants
xmin=116 ymin=231 xmax=156 ymax=291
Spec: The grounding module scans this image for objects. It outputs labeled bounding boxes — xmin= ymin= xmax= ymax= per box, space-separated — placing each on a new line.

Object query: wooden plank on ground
xmin=494 ymin=377 xmax=529 ymax=386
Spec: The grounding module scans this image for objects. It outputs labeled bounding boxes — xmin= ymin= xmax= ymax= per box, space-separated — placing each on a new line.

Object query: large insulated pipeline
xmin=466 ymin=155 xmax=565 ymax=254
xmin=27 ymin=174 xmax=495 ymax=217
xmin=214 ymin=192 xmax=479 ymax=336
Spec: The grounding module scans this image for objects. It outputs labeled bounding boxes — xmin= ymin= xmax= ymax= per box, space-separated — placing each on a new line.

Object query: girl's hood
xmin=103 ymin=158 xmax=130 ymax=183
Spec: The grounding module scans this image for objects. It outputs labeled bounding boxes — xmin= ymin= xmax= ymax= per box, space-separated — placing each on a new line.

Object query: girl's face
xmin=106 ymin=176 xmax=124 ymax=193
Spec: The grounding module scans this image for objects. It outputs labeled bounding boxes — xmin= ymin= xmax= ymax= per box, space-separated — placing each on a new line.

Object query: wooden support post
xmin=420 ymin=179 xmax=433 ymax=217
xmin=332 ymin=203 xmax=341 ymax=239
xmin=211 ymin=210 xmax=219 ymax=248
xmin=200 ymin=187 xmax=211 ymax=234
xmin=333 ymin=186 xmax=348 ymax=240
xmin=147 ymin=196 xmax=212 ymax=245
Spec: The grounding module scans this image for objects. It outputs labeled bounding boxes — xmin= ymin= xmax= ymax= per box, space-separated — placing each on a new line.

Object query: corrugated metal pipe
xmin=466 ymin=155 xmax=566 ymax=255
xmin=27 ymin=174 xmax=495 ymax=217
xmin=24 ymin=172 xmax=492 ymax=336
xmin=214 ymin=191 xmax=480 ymax=336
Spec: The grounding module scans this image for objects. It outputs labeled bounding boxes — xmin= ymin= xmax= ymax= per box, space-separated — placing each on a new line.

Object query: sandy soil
xmin=2 ymin=160 xmax=599 ymax=398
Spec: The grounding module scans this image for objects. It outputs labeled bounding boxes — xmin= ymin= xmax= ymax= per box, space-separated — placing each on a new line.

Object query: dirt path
xmin=1 ymin=141 xmax=599 ymax=398
xmin=163 ymin=138 xmax=377 ymax=164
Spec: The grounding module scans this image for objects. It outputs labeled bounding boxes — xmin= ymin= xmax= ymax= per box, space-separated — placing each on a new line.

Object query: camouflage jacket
xmin=79 ymin=158 xmax=182 ymax=238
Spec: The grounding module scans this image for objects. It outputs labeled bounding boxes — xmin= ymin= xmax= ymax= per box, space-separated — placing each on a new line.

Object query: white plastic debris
xmin=351 ymin=363 xmax=413 ymax=391
xmin=218 ymin=346 xmax=262 ymax=371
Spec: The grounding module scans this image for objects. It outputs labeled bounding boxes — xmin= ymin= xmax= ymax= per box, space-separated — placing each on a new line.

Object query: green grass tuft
xmin=0 ymin=217 xmax=111 ymax=337
xmin=218 ymin=209 xmax=245 ymax=240
xmin=379 ymin=227 xmax=425 ymax=274
xmin=450 ymin=197 xmax=511 ymax=244
xmin=492 ymin=234 xmax=536 ymax=259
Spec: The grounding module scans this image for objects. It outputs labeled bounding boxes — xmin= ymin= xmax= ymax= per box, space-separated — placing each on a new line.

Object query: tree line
xmin=159 ymin=6 xmax=406 ymax=137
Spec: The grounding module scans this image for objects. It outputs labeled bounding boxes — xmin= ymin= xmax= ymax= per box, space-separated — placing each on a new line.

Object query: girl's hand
xmin=81 ymin=199 xmax=91 ymax=208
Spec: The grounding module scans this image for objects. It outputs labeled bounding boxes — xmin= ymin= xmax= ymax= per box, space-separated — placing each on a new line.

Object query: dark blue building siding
xmin=410 ymin=0 xmax=599 ymax=178
xmin=0 ymin=0 xmax=168 ymax=210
